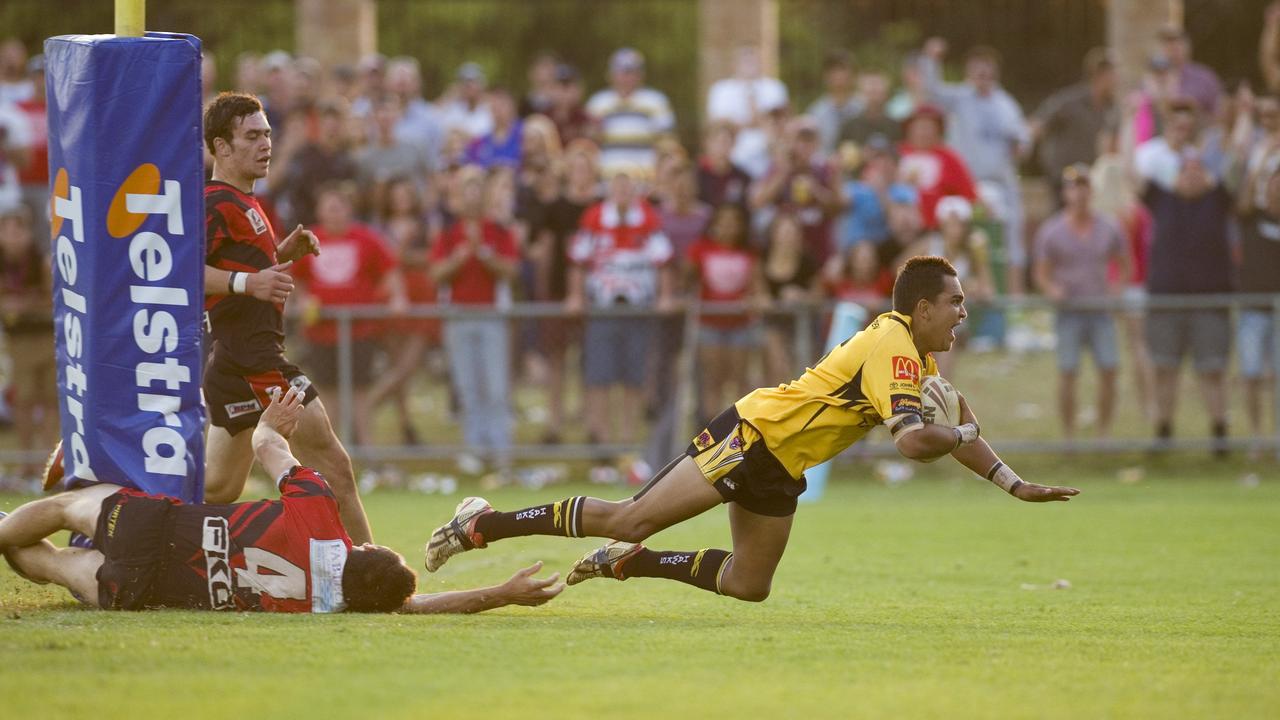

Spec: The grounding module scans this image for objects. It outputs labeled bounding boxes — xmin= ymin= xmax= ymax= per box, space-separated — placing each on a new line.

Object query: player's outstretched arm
xmin=399 ymin=561 xmax=565 ymax=614
xmin=252 ymin=386 xmax=305 ymax=481
xmin=950 ymin=394 xmax=1080 ymax=502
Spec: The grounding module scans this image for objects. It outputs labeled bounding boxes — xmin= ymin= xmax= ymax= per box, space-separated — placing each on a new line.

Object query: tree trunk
xmin=295 ymin=0 xmax=377 ymax=70
xmin=698 ymin=0 xmax=779 ymax=107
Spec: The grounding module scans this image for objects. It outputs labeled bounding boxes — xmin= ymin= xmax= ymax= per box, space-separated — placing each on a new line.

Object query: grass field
xmin=1 ymin=456 xmax=1276 ymax=719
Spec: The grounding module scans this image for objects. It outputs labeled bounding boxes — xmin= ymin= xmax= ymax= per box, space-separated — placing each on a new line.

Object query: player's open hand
xmin=260 ymin=385 xmax=305 ymax=439
xmin=499 ymin=561 xmax=565 ymax=607
xmin=247 ymin=262 xmax=295 ymax=304
xmin=278 ymin=224 xmax=321 ymax=262
xmin=1012 ymin=481 xmax=1080 ymax=503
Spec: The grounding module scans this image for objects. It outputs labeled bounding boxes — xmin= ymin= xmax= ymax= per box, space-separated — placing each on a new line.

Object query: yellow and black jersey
xmin=734 ymin=311 xmax=937 ymax=479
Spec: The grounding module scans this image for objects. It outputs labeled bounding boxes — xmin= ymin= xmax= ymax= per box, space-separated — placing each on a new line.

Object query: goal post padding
xmin=46 ymin=32 xmax=207 ymax=501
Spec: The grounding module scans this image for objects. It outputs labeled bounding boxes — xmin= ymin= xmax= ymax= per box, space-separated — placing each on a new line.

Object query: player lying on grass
xmin=426 ymin=256 xmax=1079 ymax=601
xmin=0 ymin=388 xmax=564 ymax=614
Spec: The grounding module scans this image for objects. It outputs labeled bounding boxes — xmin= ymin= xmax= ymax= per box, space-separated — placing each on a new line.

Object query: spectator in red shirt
xmin=15 ymin=55 xmax=48 ymax=244
xmin=568 ymin=168 xmax=674 ymax=447
xmin=823 ymin=240 xmax=893 ymax=308
xmin=687 ymin=204 xmax=762 ymax=423
xmin=293 ymin=181 xmax=407 ymax=446
xmin=0 ymin=205 xmax=54 ymax=485
xmin=364 ymin=177 xmax=440 ymax=446
xmin=430 ymin=166 xmax=520 ymax=475
xmin=897 ymin=105 xmax=978 ymax=230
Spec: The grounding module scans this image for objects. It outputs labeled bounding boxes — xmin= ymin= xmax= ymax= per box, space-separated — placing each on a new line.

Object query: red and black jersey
xmin=205 ymin=181 xmax=287 ymax=374
xmin=156 ymin=467 xmax=353 ymax=613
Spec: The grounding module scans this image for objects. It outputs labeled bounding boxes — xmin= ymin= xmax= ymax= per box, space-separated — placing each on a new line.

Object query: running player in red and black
xmin=0 ymin=388 xmax=564 ymax=614
xmin=201 ymin=92 xmax=373 ymax=544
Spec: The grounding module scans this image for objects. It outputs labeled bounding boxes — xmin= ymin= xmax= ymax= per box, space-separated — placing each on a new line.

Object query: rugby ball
xmin=920 ymin=375 xmax=961 ymax=427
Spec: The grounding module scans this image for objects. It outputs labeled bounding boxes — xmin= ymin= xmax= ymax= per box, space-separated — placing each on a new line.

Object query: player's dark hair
xmin=204 ymin=92 xmax=265 ymax=155
xmin=342 ymin=545 xmax=417 ymax=613
xmin=892 ymin=255 xmax=958 ymax=315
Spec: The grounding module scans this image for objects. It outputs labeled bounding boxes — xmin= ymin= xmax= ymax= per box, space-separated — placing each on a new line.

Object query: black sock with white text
xmin=473 ymin=497 xmax=587 ymax=543
xmin=619 ymin=548 xmax=732 ymax=594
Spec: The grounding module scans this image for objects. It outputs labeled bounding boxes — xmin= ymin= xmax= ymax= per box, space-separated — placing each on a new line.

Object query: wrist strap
xmin=227 ymin=271 xmax=238 ymax=295
xmin=232 ymin=271 xmax=249 ymax=295
xmin=955 ymin=423 xmax=980 ymax=445
xmin=988 ymin=462 xmax=1024 ymax=494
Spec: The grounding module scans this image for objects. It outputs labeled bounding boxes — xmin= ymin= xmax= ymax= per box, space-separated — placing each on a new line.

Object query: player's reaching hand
xmin=498 ymin=561 xmax=565 ymax=606
xmin=260 ymin=385 xmax=305 ymax=439
xmin=1012 ymin=482 xmax=1080 ymax=503
xmin=277 ymin=224 xmax=321 ymax=263
xmin=247 ymin=261 xmax=295 ymax=304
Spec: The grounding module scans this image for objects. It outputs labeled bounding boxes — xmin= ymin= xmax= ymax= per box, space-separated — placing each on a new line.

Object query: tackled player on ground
xmin=2 ymin=387 xmax=563 ymax=614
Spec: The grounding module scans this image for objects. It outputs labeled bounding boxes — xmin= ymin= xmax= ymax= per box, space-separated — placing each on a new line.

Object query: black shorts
xmin=686 ymin=406 xmax=806 ymax=517
xmin=204 ymin=355 xmax=318 ymax=435
xmin=94 ymin=489 xmax=178 ymax=610
xmin=304 ymin=340 xmax=380 ymax=388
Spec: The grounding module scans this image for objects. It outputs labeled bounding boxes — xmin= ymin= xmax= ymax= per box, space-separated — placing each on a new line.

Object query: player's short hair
xmin=342 ymin=545 xmax=417 ymax=613
xmin=204 ymin=92 xmax=265 ymax=155
xmin=892 ymin=255 xmax=958 ymax=314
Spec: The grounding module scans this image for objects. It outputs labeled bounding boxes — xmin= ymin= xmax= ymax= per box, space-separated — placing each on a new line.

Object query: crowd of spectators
xmin=3 ymin=7 xmax=1280 ymax=484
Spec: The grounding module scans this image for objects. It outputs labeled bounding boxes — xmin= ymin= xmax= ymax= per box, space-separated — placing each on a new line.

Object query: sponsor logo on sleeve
xmin=890 ymin=393 xmax=923 ymax=417
xmin=245 ymin=207 xmax=268 ymax=236
xmin=693 ymin=430 xmax=714 ymax=451
xmin=891 ymin=356 xmax=921 ymax=383
xmin=310 ymin=539 xmax=348 ymax=614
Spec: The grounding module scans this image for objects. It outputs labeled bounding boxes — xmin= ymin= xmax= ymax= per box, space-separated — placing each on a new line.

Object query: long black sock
xmin=619 ymin=547 xmax=732 ymax=594
xmin=473 ymin=497 xmax=587 ymax=543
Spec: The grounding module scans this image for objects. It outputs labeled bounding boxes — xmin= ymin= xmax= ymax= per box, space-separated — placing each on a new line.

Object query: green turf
xmin=1 ymin=458 xmax=1277 ymax=719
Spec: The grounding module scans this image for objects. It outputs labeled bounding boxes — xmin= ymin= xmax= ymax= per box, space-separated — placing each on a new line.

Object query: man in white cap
xmin=439 ymin=61 xmax=494 ymax=140
xmin=586 ymin=48 xmax=675 ymax=177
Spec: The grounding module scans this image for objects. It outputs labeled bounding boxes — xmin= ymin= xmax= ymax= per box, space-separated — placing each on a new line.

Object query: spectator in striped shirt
xmin=585 ymin=48 xmax=675 ymax=178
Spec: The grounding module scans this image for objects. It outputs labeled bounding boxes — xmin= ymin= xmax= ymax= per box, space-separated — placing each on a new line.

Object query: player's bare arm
xmin=252 ymin=386 xmax=306 ymax=480
xmin=399 ymin=561 xmax=565 ymax=614
xmin=205 ymin=262 xmax=295 ymax=303
xmin=948 ymin=393 xmax=1079 ymax=502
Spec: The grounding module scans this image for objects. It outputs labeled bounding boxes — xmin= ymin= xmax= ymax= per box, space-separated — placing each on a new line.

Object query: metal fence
xmin=0 ymin=294 xmax=1276 ymax=471
xmin=303 ymin=292 xmax=1280 ymax=464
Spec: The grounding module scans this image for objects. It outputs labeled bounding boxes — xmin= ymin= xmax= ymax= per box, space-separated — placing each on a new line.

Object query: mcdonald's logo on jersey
xmin=891 ymin=356 xmax=921 ymax=383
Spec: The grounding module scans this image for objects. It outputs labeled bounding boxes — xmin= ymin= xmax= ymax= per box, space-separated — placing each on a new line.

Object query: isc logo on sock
xmin=515 ymin=507 xmax=547 ymax=521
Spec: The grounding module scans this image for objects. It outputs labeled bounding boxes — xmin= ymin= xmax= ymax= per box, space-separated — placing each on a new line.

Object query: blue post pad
xmin=46 ymin=32 xmax=206 ymax=501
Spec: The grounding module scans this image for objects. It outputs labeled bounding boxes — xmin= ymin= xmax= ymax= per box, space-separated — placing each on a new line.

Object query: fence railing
xmin=2 ymin=293 xmax=1277 ymax=469
xmin=309 ymin=292 xmax=1280 ymax=464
